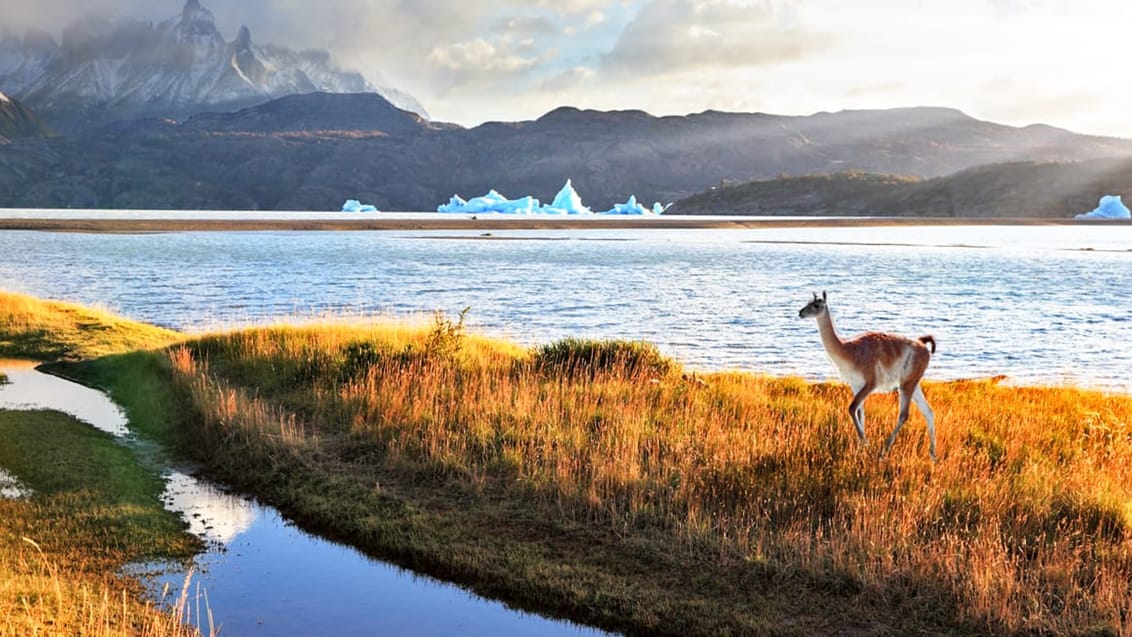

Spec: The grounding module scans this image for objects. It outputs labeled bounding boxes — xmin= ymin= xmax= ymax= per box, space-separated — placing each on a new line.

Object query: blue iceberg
xmin=599 ymin=195 xmax=669 ymax=215
xmin=1076 ymin=195 xmax=1130 ymax=219
xmin=542 ymin=179 xmax=592 ymax=215
xmin=437 ymin=190 xmax=541 ymax=214
xmin=342 ymin=199 xmax=378 ymax=212
xmin=437 ymin=180 xmax=667 ymax=216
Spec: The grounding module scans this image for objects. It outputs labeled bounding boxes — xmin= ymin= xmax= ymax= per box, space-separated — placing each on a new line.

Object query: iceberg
xmin=542 ymin=179 xmax=592 ymax=215
xmin=437 ymin=180 xmax=668 ymax=216
xmin=1075 ymin=195 xmax=1130 ymax=219
xmin=599 ymin=195 xmax=670 ymax=215
xmin=437 ymin=190 xmax=541 ymax=214
xmin=437 ymin=194 xmax=468 ymax=212
xmin=342 ymin=199 xmax=378 ymax=212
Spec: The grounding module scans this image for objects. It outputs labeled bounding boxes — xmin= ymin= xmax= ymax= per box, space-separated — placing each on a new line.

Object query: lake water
xmin=1 ymin=222 xmax=1130 ymax=392
xmin=0 ymin=360 xmax=610 ymax=636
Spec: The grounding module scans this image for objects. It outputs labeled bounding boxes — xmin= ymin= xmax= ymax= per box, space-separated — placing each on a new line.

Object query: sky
xmin=3 ymin=0 xmax=1131 ymax=138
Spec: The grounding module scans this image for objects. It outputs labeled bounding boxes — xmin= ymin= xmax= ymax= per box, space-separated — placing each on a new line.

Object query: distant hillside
xmin=0 ymin=92 xmax=49 ymax=143
xmin=668 ymin=160 xmax=1132 ymax=218
xmin=180 ymin=92 xmax=451 ymax=136
xmin=2 ymin=93 xmax=1132 ymax=211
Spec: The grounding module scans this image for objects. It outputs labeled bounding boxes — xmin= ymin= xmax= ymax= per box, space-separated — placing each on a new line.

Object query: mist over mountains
xmin=1 ymin=1 xmax=1132 ymax=215
xmin=0 ymin=0 xmax=426 ymax=131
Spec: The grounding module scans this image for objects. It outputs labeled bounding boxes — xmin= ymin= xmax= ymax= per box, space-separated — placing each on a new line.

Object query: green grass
xmin=56 ymin=350 xmax=190 ymax=446
xmin=0 ymin=409 xmax=203 ymax=635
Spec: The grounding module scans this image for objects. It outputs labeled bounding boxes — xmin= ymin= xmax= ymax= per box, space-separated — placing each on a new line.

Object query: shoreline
xmin=1 ymin=214 xmax=1129 ymax=233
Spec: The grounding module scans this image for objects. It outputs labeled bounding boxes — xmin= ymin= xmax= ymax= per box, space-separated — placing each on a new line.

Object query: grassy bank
xmin=0 ymin=291 xmax=201 ymax=635
xmin=6 ymin=291 xmax=1132 ymax=635
xmin=0 ymin=410 xmax=203 ymax=635
xmin=0 ymin=291 xmax=181 ymax=361
xmin=141 ymin=316 xmax=1132 ymax=634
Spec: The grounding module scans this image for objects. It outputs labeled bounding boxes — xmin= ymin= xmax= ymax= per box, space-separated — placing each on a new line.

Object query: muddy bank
xmin=0 ymin=214 xmax=1118 ymax=234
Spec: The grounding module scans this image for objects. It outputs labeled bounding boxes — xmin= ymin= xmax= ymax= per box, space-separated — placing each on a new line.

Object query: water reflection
xmin=161 ymin=469 xmax=257 ymax=545
xmin=158 ymin=497 xmax=609 ymax=637
xmin=0 ymin=359 xmax=129 ymax=436
xmin=0 ymin=360 xmax=612 ymax=636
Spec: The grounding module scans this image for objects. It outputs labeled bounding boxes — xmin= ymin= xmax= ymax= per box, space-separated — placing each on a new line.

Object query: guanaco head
xmin=798 ymin=291 xmax=828 ymax=319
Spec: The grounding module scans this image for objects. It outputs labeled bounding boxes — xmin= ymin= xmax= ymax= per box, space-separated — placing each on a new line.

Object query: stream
xmin=0 ymin=360 xmax=611 ymax=636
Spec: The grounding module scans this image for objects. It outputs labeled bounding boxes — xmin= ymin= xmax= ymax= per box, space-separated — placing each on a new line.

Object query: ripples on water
xmin=1 ymin=224 xmax=1129 ymax=391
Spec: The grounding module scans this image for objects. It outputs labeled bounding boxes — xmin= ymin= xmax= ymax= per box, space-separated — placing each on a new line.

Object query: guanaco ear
xmin=822 ymin=290 xmax=827 ymax=301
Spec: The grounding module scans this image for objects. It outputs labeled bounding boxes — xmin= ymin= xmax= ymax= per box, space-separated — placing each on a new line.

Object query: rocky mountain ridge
xmin=0 ymin=0 xmax=426 ymax=132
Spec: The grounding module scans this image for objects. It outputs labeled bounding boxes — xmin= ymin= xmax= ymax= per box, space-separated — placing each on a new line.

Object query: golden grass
xmin=0 ymin=291 xmax=183 ymax=360
xmin=0 ymin=538 xmax=204 ymax=637
xmin=168 ymin=319 xmax=1132 ymax=634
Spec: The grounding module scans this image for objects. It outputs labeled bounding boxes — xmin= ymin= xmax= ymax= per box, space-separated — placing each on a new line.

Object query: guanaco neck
xmin=815 ymin=309 xmax=850 ymax=361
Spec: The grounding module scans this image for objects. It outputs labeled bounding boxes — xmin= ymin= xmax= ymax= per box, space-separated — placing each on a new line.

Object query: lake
xmin=1 ymin=220 xmax=1130 ymax=392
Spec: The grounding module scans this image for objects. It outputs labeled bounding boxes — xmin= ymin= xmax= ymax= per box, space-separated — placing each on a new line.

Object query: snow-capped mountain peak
xmin=0 ymin=0 xmax=428 ymax=131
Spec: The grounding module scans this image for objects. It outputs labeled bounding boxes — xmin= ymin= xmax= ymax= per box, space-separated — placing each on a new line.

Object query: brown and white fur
xmin=798 ymin=291 xmax=938 ymax=460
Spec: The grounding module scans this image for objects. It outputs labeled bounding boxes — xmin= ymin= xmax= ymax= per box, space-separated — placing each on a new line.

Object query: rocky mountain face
xmin=0 ymin=91 xmax=49 ymax=143
xmin=1 ymin=91 xmax=1132 ymax=213
xmin=0 ymin=0 xmax=426 ymax=132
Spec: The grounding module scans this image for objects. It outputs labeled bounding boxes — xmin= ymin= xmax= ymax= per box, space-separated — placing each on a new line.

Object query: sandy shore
xmin=0 ymin=214 xmax=1123 ymax=233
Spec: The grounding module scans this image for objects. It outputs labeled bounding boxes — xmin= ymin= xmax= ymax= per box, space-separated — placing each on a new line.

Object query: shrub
xmin=531 ymin=338 xmax=675 ymax=378
xmin=421 ymin=306 xmax=469 ymax=361
xmin=337 ymin=308 xmax=471 ymax=379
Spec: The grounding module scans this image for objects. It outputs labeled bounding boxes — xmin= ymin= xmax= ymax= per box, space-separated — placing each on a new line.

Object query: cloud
xmin=6 ymin=0 xmax=1132 ymax=137
xmin=492 ymin=14 xmax=559 ymax=35
xmin=427 ymin=37 xmax=540 ymax=92
xmin=599 ymin=0 xmax=828 ymax=78
xmin=540 ymin=65 xmax=597 ymax=92
xmin=0 ymin=0 xmax=168 ymax=36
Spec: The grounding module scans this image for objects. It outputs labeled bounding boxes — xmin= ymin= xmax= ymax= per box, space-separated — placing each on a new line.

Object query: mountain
xmin=0 ymin=0 xmax=426 ymax=132
xmin=180 ymin=92 xmax=450 ymax=137
xmin=0 ymin=91 xmax=50 ymax=143
xmin=2 ymin=94 xmax=1132 ymax=212
xmin=410 ymin=105 xmax=1132 ymax=209
xmin=668 ymin=160 xmax=1132 ymax=217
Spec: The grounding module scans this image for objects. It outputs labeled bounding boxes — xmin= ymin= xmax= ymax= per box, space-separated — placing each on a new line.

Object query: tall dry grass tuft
xmin=168 ymin=320 xmax=1132 ymax=634
xmin=169 ymin=346 xmax=313 ymax=451
xmin=1 ymin=538 xmax=212 ymax=637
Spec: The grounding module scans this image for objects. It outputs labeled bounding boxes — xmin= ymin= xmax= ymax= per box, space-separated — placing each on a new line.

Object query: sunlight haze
xmin=2 ymin=0 xmax=1129 ymax=137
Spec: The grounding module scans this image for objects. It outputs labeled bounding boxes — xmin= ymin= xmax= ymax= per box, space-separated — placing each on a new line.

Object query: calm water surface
xmin=1 ymin=223 xmax=1130 ymax=391
xmin=0 ymin=361 xmax=609 ymax=636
